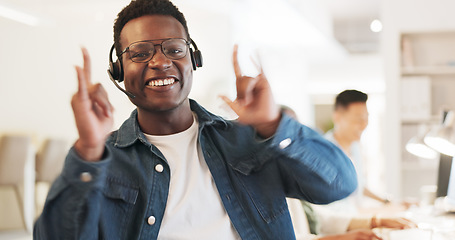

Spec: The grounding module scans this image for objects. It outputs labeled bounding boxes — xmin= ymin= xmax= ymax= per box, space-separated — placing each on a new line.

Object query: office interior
xmin=1 ymin=0 xmax=455 ymax=239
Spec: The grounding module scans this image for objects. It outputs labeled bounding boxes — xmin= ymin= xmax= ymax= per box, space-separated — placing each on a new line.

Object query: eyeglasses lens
xmin=128 ymin=39 xmax=188 ymax=62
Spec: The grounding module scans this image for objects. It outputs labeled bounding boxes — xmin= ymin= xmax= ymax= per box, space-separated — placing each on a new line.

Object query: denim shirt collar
xmin=113 ymin=99 xmax=228 ymax=148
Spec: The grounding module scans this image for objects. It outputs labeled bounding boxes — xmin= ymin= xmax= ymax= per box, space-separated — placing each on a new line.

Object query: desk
xmin=405 ymin=206 xmax=455 ymax=240
xmin=367 ymin=204 xmax=455 ymax=240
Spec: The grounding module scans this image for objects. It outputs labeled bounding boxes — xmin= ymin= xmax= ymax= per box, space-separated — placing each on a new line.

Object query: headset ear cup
xmin=108 ymin=61 xmax=118 ymax=80
xmin=108 ymin=44 xmax=124 ymax=82
xmin=109 ymin=60 xmax=123 ymax=82
xmin=189 ymin=48 xmax=197 ymax=71
xmin=193 ymin=50 xmax=203 ymax=68
xmin=189 ymin=38 xmax=203 ymax=70
xmin=116 ymin=60 xmax=124 ymax=82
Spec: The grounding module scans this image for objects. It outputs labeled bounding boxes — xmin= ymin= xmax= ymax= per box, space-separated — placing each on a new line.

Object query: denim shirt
xmin=34 ymin=99 xmax=357 ymax=240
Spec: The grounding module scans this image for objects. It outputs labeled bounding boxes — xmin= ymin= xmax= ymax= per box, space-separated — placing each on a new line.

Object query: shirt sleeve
xmin=33 ymin=146 xmax=112 ymax=239
xmin=258 ymin=113 xmax=358 ymax=204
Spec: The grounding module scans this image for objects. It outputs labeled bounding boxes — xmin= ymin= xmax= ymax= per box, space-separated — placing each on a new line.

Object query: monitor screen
xmin=436 ymin=153 xmax=453 ymax=198
xmin=446 ymin=157 xmax=455 ymax=204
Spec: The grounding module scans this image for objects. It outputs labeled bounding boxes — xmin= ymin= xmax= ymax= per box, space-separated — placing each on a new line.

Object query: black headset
xmin=107 ymin=38 xmax=203 ymax=83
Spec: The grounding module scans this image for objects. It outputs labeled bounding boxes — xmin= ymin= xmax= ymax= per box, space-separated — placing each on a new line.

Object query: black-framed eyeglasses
xmin=120 ymin=38 xmax=190 ymax=63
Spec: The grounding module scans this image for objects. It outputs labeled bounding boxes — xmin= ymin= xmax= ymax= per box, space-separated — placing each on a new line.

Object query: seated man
xmin=281 ymin=105 xmax=415 ymax=240
xmin=325 ymin=89 xmax=389 ymax=209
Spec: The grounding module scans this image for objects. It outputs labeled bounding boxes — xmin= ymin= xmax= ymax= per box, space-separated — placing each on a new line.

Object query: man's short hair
xmin=334 ymin=89 xmax=368 ymax=110
xmin=113 ymin=0 xmax=189 ymax=56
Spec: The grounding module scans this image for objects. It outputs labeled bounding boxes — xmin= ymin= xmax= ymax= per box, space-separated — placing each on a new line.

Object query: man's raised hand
xmin=71 ymin=47 xmax=114 ymax=161
xmin=220 ymin=45 xmax=280 ymax=138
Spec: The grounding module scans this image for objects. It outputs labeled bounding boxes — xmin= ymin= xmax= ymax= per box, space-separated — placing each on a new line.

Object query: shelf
xmin=402 ymin=160 xmax=438 ymax=171
xmin=401 ymin=115 xmax=440 ymax=124
xmin=401 ymin=66 xmax=455 ymax=75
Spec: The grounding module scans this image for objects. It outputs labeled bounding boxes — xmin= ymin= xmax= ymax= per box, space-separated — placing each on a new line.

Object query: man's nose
xmin=361 ymin=120 xmax=368 ymax=130
xmin=148 ymin=48 xmax=172 ymax=69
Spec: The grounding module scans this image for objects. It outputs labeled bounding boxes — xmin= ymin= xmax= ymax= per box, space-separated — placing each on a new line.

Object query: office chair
xmin=35 ymin=138 xmax=68 ymax=183
xmin=0 ymin=134 xmax=35 ymax=232
xmin=34 ymin=137 xmax=69 ymax=218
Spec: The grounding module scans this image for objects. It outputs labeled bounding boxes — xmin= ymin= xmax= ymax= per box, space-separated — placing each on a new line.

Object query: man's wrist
xmin=74 ymin=140 xmax=105 ymax=162
xmin=253 ymin=116 xmax=281 ymax=139
xmin=371 ymin=215 xmax=382 ymax=228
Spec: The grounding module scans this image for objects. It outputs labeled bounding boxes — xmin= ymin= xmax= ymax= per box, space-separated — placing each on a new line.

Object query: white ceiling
xmin=0 ymin=0 xmax=381 ymax=21
xmin=318 ymin=0 xmax=381 ymax=20
xmin=0 ymin=0 xmax=381 ymax=53
xmin=318 ymin=0 xmax=382 ymax=53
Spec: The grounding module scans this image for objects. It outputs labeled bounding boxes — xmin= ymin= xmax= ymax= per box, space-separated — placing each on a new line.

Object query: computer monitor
xmin=436 ymin=153 xmax=453 ymax=198
xmin=446 ymin=157 xmax=455 ymax=205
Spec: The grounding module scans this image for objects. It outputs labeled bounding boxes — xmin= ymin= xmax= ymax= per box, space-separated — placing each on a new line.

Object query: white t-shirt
xmin=324 ymin=130 xmax=364 ymax=213
xmin=287 ymin=198 xmax=318 ymax=240
xmin=145 ymin=116 xmax=240 ymax=240
xmin=288 ymin=197 xmax=362 ymax=237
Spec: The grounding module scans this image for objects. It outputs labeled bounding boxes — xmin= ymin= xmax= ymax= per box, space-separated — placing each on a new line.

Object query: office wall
xmin=0 ymin=3 xmax=123 ymax=145
xmin=0 ymin=1 xmax=236 ymax=146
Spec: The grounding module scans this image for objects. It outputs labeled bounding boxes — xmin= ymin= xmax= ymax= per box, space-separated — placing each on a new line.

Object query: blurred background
xmin=1 ymin=0 xmax=455 ymax=238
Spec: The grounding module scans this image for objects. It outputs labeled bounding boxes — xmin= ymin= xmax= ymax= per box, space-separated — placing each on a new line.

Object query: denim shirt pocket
xmin=237 ymin=171 xmax=288 ymax=224
xmin=231 ymin=156 xmax=288 ymax=224
xmin=102 ymin=178 xmax=139 ymax=204
xmin=100 ymin=178 xmax=139 ymax=238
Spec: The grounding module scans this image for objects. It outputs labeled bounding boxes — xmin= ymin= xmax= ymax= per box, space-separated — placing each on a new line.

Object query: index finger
xmin=75 ymin=66 xmax=88 ymax=97
xmin=232 ymin=44 xmax=242 ymax=79
xmin=81 ymin=47 xmax=92 ymax=85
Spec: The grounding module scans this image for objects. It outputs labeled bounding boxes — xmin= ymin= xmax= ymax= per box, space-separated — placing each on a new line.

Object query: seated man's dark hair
xmin=113 ymin=0 xmax=189 ymax=55
xmin=334 ymin=89 xmax=368 ymax=110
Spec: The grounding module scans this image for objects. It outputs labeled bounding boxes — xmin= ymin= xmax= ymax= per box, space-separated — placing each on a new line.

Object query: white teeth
xmin=147 ymin=78 xmax=175 ymax=87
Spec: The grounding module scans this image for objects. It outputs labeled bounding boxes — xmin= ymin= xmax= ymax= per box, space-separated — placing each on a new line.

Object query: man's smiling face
xmin=120 ymin=15 xmax=193 ymax=112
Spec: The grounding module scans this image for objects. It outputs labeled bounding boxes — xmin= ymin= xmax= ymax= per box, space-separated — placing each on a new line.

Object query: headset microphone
xmin=107 ymin=68 xmax=136 ymax=99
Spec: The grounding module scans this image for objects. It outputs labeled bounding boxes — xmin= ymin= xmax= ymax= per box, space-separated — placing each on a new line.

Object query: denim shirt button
xmin=147 ymin=216 xmax=156 ymax=225
xmin=80 ymin=172 xmax=92 ymax=182
xmin=279 ymin=138 xmax=292 ymax=149
xmin=155 ymin=164 xmax=164 ymax=173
